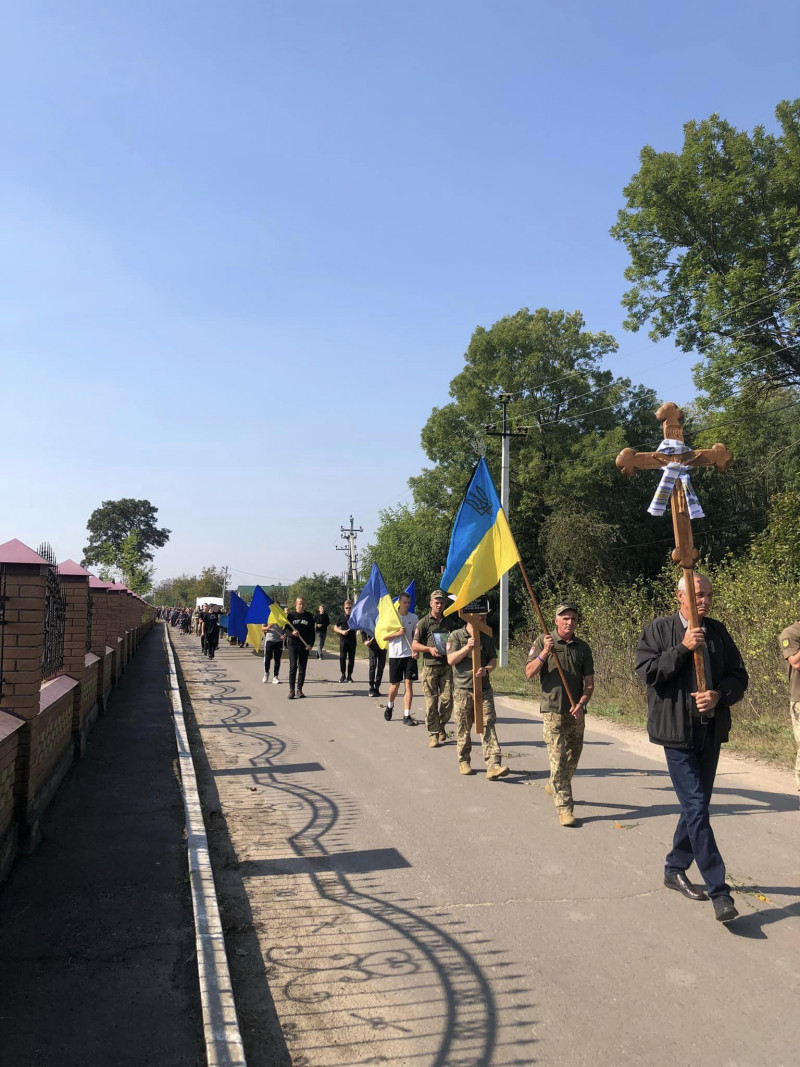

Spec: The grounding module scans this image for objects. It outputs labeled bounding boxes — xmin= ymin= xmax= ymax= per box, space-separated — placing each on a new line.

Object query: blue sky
xmin=3 ymin=1 xmax=798 ymax=587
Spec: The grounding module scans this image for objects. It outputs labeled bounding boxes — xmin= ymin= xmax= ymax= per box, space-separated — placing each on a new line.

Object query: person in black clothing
xmin=315 ymin=605 xmax=330 ymax=660
xmin=635 ymin=573 xmax=748 ymax=923
xmin=334 ymin=600 xmax=357 ymax=682
xmin=362 ymin=628 xmax=386 ymax=697
xmin=199 ymin=603 xmax=209 ymax=653
xmin=202 ymin=608 xmax=221 ymax=659
xmin=284 ymin=596 xmax=315 ymax=699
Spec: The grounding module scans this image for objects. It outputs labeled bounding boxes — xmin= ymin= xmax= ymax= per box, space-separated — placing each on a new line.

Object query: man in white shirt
xmin=384 ymin=592 xmax=419 ymax=725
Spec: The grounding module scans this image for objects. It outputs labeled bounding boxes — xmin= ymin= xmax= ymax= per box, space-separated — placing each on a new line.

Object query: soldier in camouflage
xmin=526 ymin=603 xmax=594 ymax=827
xmin=446 ymin=613 xmax=509 ymax=780
xmin=412 ymin=590 xmax=457 ymax=748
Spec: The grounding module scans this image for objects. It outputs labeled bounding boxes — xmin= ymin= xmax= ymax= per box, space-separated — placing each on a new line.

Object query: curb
xmin=163 ymin=624 xmax=247 ymax=1067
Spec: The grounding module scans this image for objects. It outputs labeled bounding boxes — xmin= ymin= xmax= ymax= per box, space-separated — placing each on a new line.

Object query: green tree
xmin=611 ymin=99 xmax=800 ymax=402
xmin=362 ymin=505 xmax=451 ymax=603
xmin=118 ymin=530 xmax=155 ymax=594
xmin=287 ymin=572 xmax=348 ymax=614
xmin=82 ymin=499 xmax=171 ymax=576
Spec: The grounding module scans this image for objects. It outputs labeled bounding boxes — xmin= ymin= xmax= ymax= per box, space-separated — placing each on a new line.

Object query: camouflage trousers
xmin=453 ymin=689 xmax=501 ymax=767
xmin=542 ymin=711 xmax=585 ymax=812
xmin=422 ymin=663 xmax=453 ymax=735
xmin=791 ymin=702 xmax=800 ymax=792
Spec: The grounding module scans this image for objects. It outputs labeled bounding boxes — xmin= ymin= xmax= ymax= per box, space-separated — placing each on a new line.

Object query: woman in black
xmin=284 ymin=596 xmax=315 ymax=699
xmin=315 ymin=605 xmax=330 ymax=660
xmin=334 ymin=600 xmax=357 ymax=683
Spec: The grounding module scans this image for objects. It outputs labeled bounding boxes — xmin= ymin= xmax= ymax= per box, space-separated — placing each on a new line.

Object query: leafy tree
xmin=611 ymin=99 xmax=800 ymax=402
xmin=153 ymin=564 xmax=226 ymax=607
xmin=118 ymin=531 xmax=155 ymax=595
xmin=287 ymin=572 xmax=348 ymax=614
xmin=361 ymin=505 xmax=451 ymax=604
xmin=82 ymin=499 xmax=171 ymax=575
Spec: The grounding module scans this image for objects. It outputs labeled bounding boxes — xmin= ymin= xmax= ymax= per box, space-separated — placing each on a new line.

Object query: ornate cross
xmin=616 ymin=402 xmax=732 ymax=691
xmin=460 ymin=611 xmax=493 ymax=734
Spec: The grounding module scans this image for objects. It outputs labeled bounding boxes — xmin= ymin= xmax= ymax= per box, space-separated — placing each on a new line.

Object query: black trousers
xmin=264 ymin=643 xmax=282 ymax=677
xmin=339 ymin=641 xmax=356 ymax=679
xmin=206 ymin=631 xmax=219 ymax=658
xmin=288 ymin=645 xmax=309 ymax=692
xmin=368 ymin=646 xmax=386 ymax=690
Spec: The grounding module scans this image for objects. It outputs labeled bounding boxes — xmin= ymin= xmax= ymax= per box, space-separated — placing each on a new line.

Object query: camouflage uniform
xmin=448 ymin=626 xmax=502 ymax=769
xmin=529 ymin=632 xmax=594 ymax=814
xmin=421 ymin=664 xmax=453 ymax=734
xmin=778 ymin=621 xmax=800 ymax=793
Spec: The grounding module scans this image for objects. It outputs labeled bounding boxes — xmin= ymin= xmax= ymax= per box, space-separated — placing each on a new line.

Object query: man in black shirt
xmin=284 ymin=596 xmax=315 ymax=699
xmin=202 ymin=608 xmax=221 ymax=660
xmin=334 ymin=600 xmax=357 ymax=683
xmin=315 ymin=605 xmax=330 ymax=660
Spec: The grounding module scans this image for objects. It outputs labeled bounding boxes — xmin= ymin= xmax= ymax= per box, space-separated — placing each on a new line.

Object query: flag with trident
xmin=616 ymin=402 xmax=732 ymax=690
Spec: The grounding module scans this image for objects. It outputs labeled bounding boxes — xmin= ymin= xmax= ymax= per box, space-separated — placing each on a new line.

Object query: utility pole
xmin=220 ymin=565 xmax=229 ymax=606
xmin=335 ymin=516 xmax=363 ymax=600
xmin=484 ymin=393 xmax=528 ymax=667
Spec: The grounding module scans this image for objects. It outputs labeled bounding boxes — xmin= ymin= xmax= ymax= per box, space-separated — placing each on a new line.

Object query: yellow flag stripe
xmin=443 ymin=508 xmax=520 ymax=616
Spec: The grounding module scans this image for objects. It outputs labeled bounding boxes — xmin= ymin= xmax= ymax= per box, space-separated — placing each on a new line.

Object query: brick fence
xmin=0 ymin=539 xmax=155 ymax=881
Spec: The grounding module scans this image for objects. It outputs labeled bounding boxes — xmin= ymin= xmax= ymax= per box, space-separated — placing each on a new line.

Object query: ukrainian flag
xmin=441 ymin=458 xmax=521 ymax=617
xmin=244 ymin=585 xmax=290 ymax=651
xmin=228 ymin=591 xmax=248 ymax=643
xmin=349 ymin=564 xmax=402 ymax=649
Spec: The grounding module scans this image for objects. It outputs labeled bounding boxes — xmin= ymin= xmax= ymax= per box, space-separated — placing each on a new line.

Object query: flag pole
xmin=516 ymin=559 xmax=577 ymax=707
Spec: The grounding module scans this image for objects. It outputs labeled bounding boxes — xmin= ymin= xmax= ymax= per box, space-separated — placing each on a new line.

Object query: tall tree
xmin=82 ymin=498 xmax=171 ymax=572
xmin=611 ymin=99 xmax=800 ymax=402
xmin=118 ymin=530 xmax=155 ymax=595
xmin=287 ymin=572 xmax=348 ymax=614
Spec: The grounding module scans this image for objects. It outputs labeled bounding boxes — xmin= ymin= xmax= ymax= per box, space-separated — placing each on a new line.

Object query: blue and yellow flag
xmin=393 ymin=580 xmax=416 ymax=614
xmin=349 ymin=564 xmax=402 ymax=649
xmin=228 ymin=591 xmax=248 ymax=643
xmin=441 ymin=458 xmax=521 ymax=616
xmin=244 ymin=585 xmax=290 ymax=651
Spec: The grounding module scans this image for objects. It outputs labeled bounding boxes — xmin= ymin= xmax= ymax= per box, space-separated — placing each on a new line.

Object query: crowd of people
xmin=159 ymin=577 xmax=800 ymax=926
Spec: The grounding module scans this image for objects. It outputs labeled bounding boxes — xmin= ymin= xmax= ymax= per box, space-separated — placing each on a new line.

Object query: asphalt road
xmin=173 ymin=630 xmax=800 ymax=1067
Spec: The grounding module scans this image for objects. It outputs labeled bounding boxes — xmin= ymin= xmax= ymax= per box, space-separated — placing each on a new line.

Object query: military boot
xmin=459 ymin=761 xmax=474 ymax=775
xmin=428 ymin=734 xmax=440 ymax=748
xmin=558 ymin=810 xmax=578 ymax=827
xmin=486 ymin=764 xmax=509 ymax=780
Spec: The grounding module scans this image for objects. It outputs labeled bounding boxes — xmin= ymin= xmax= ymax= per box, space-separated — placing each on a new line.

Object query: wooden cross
xmin=460 ymin=611 xmax=492 ymax=735
xmin=616 ymin=402 xmax=732 ymax=691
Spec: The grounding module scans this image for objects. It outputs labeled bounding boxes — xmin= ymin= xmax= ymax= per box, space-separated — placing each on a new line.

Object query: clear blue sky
xmin=3 ymin=1 xmax=798 ymax=587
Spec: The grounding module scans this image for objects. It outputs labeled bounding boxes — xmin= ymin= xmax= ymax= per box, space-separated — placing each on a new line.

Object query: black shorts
xmin=389 ymin=656 xmax=418 ymax=684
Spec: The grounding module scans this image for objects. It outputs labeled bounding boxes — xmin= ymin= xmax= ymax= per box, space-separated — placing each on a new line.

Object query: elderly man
xmin=778 ymin=616 xmax=800 ymax=803
xmin=635 ymin=574 xmax=748 ymax=923
xmin=412 ymin=589 xmax=456 ymax=748
xmin=526 ymin=603 xmax=595 ymax=827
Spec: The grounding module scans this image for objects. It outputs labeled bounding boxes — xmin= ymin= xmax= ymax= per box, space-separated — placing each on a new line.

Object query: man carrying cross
xmin=619 ymin=403 xmax=747 ymax=923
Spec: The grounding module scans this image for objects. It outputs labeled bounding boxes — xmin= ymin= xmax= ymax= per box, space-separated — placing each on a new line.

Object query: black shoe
xmin=346 ymin=675 xmax=353 ymax=682
xmin=368 ymin=689 xmax=376 ymax=697
xmin=384 ymin=706 xmax=393 ymax=721
xmin=712 ymin=895 xmax=738 ymax=922
xmin=288 ymin=691 xmax=295 ymax=700
xmin=340 ymin=675 xmax=347 ymax=683
xmin=664 ymin=871 xmax=708 ymax=901
xmin=403 ymin=716 xmax=418 ymax=726
xmin=297 ymin=689 xmax=305 ymax=698
xmin=373 ymin=690 xmax=381 ymax=698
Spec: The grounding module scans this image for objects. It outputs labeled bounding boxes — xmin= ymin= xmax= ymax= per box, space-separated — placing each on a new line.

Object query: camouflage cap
xmin=430 ymin=589 xmax=447 ymax=600
xmin=555 ymin=602 xmax=579 ymax=616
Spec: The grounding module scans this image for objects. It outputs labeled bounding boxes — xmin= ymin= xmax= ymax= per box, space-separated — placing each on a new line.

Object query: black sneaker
xmin=346 ymin=675 xmax=354 ymax=682
xmin=384 ymin=705 xmax=393 ymax=721
xmin=288 ymin=691 xmax=295 ymax=700
xmin=297 ymin=689 xmax=305 ymax=699
xmin=340 ymin=675 xmax=347 ymax=683
xmin=368 ymin=689 xmax=376 ymax=697
xmin=403 ymin=716 xmax=418 ymax=726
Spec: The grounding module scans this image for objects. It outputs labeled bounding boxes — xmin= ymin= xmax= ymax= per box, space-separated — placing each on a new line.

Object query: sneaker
xmin=368 ymin=688 xmax=376 ymax=697
xmin=384 ymin=705 xmax=393 ymax=721
xmin=346 ymin=675 xmax=354 ymax=682
xmin=558 ymin=810 xmax=578 ymax=827
xmin=437 ymin=730 xmax=447 ymax=744
xmin=340 ymin=675 xmax=347 ymax=683
xmin=262 ymin=673 xmax=268 ymax=683
xmin=272 ymin=676 xmax=280 ymax=684
xmin=288 ymin=691 xmax=295 ymax=700
xmin=459 ymin=761 xmax=474 ymax=775
xmin=713 ymin=895 xmax=739 ymax=922
xmin=373 ymin=690 xmax=381 ymax=698
xmin=486 ymin=764 xmax=509 ymax=780
xmin=403 ymin=716 xmax=417 ymax=726
xmin=429 ymin=735 xmax=440 ymax=748
xmin=297 ymin=689 xmax=305 ymax=699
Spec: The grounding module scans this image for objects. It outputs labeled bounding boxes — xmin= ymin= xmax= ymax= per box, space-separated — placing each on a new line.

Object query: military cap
xmin=430 ymin=589 xmax=447 ymax=600
xmin=555 ymin=602 xmax=579 ymax=616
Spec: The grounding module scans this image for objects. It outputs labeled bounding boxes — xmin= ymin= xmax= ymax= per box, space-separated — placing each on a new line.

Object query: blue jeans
xmin=664 ymin=719 xmax=729 ymax=898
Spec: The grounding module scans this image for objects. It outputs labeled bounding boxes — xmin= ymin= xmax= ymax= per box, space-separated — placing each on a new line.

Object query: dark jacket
xmin=635 ymin=612 xmax=748 ymax=749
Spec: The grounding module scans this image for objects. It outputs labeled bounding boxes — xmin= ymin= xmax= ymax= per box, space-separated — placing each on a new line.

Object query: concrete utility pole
xmin=484 ymin=393 xmax=528 ymax=667
xmin=220 ymin=565 xmax=229 ymax=604
xmin=335 ymin=516 xmax=363 ymax=601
